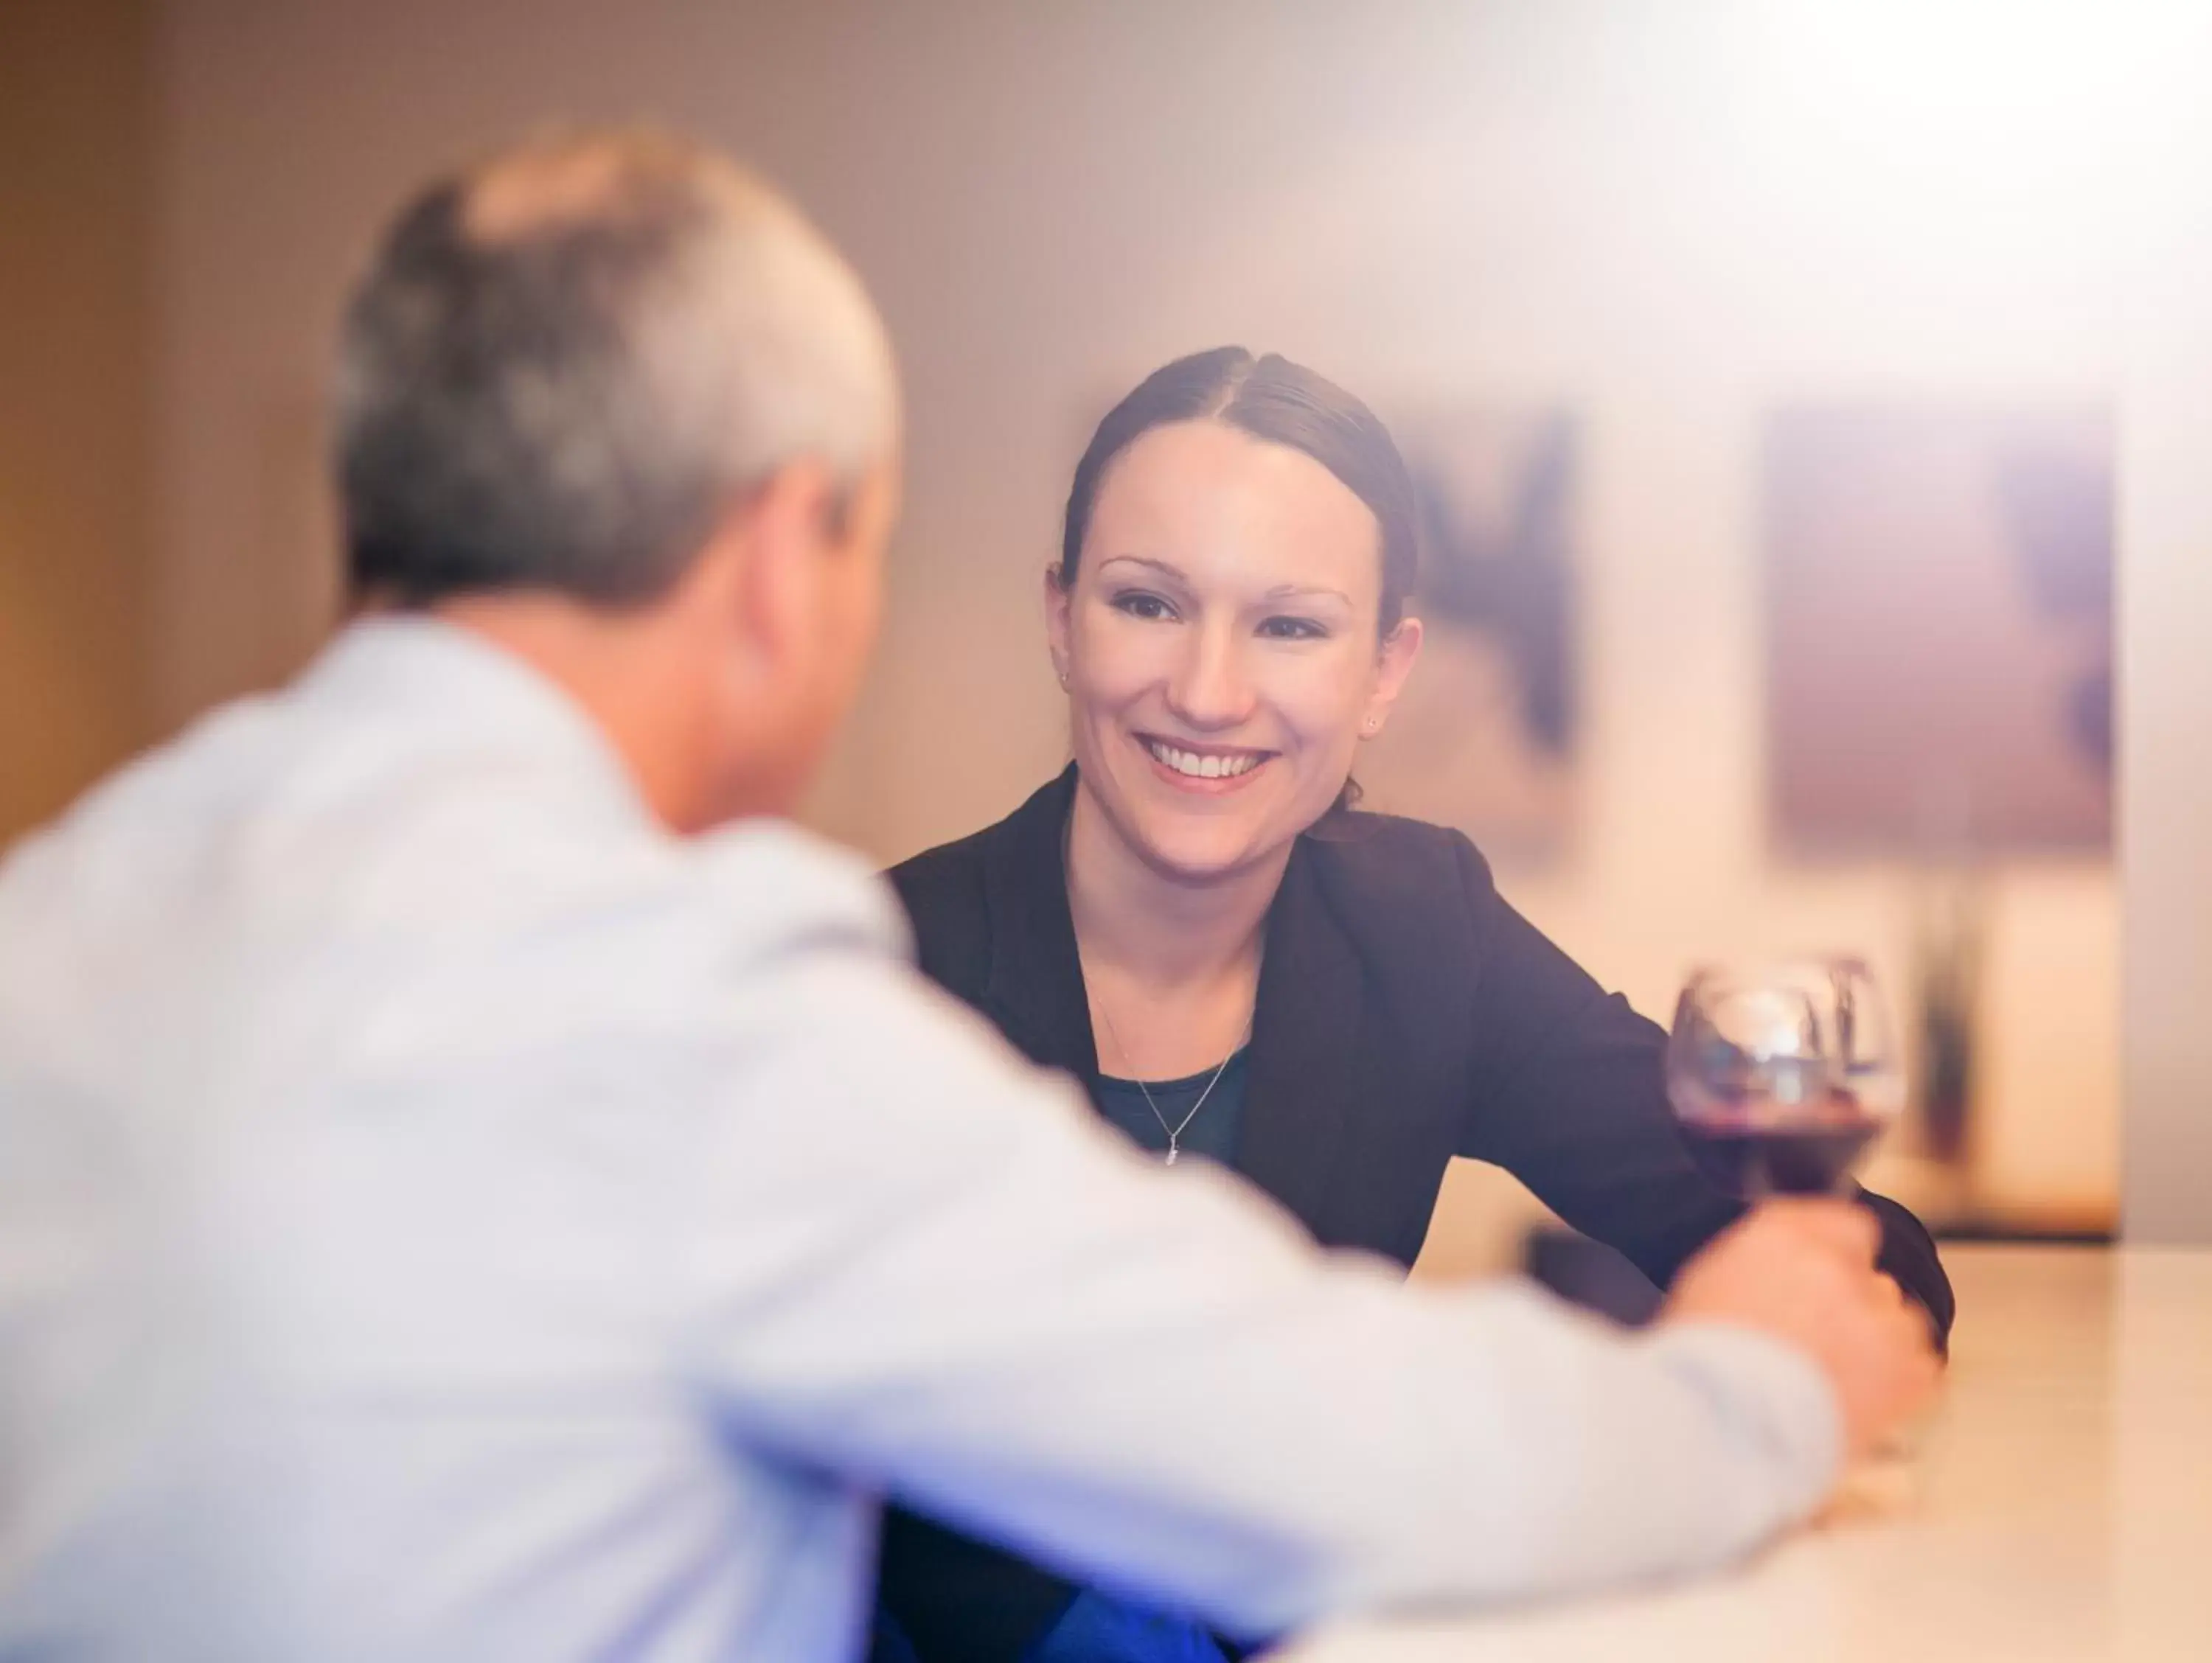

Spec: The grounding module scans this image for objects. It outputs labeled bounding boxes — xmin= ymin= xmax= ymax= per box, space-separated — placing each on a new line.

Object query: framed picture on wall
xmin=1761 ymin=405 xmax=2112 ymax=856
xmin=1353 ymin=406 xmax=1580 ymax=862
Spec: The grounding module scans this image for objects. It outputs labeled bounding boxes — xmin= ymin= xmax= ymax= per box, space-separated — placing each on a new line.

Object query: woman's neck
xmin=1063 ymin=777 xmax=1290 ymax=993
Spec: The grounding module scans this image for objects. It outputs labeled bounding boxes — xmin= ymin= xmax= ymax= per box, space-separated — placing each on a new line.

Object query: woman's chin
xmin=1078 ymin=754 xmax=1321 ymax=885
xmin=1120 ymin=812 xmax=1284 ymax=885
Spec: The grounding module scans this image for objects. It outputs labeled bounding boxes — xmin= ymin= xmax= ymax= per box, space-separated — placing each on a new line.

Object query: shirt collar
xmin=303 ymin=613 xmax=656 ymax=828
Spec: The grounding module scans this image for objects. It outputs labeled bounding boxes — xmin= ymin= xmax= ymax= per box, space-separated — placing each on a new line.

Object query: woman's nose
xmin=1165 ymin=623 xmax=1256 ymax=730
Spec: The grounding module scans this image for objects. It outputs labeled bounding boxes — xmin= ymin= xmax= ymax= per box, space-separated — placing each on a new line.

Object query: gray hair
xmin=335 ymin=129 xmax=897 ymax=606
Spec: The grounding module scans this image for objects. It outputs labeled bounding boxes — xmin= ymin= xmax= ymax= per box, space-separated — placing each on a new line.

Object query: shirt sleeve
xmin=1446 ymin=833 xmax=1956 ymax=1345
xmin=671 ymin=934 xmax=1846 ymax=1636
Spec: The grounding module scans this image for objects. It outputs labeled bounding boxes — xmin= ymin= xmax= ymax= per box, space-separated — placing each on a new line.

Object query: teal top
xmin=1091 ymin=1047 xmax=1249 ymax=1168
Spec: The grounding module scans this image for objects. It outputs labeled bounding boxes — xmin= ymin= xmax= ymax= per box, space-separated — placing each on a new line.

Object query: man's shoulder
xmin=0 ymin=685 xmax=294 ymax=955
xmin=694 ymin=820 xmax=912 ymax=966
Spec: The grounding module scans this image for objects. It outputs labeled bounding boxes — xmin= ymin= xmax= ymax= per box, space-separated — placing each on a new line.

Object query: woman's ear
xmin=1359 ymin=615 xmax=1425 ymax=739
xmin=1043 ymin=563 xmax=1074 ymax=688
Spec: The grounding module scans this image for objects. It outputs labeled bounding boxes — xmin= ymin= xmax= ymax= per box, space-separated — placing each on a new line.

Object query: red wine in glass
xmin=1667 ymin=961 xmax=1902 ymax=1200
xmin=1678 ymin=1090 xmax=1887 ymax=1197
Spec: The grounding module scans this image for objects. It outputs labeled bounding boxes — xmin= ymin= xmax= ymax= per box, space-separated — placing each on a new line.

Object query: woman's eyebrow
xmin=1095 ymin=558 xmax=1352 ymax=608
xmin=1096 ymin=554 xmax=1192 ymax=585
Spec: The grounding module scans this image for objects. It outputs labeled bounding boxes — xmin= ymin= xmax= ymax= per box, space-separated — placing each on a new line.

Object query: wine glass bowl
xmin=1666 ymin=958 xmax=1904 ymax=1198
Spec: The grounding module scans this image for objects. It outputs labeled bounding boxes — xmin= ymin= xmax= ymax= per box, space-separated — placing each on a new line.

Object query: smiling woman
xmin=1049 ymin=354 xmax=1423 ymax=913
xmin=870 ymin=349 xmax=1955 ymax=1663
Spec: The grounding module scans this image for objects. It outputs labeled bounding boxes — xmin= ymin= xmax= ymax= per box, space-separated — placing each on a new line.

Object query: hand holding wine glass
xmin=1663 ymin=1201 xmax=1941 ymax=1465
xmin=1660 ymin=958 xmax=1938 ymax=1466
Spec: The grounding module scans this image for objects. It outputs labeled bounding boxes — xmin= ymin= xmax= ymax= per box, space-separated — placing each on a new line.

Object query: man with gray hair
xmin=0 ymin=130 xmax=1934 ymax=1662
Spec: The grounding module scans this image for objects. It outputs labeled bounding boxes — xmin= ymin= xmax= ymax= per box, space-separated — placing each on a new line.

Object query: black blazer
xmin=874 ymin=767 xmax=1954 ymax=1663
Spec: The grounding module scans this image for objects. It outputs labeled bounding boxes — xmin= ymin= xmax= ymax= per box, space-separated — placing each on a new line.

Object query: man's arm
xmin=675 ymin=950 xmax=1846 ymax=1636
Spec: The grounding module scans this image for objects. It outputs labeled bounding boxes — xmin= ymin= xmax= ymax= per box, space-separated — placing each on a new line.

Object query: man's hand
xmin=1664 ymin=1199 xmax=1941 ymax=1463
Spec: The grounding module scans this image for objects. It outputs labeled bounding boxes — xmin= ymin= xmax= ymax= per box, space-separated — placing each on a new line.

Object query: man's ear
xmin=728 ymin=458 xmax=844 ymax=678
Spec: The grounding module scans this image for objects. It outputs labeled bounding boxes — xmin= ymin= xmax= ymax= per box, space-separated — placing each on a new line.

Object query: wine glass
xmin=1666 ymin=957 xmax=1905 ymax=1198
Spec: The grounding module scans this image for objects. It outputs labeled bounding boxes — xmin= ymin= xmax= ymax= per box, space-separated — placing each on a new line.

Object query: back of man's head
xmin=335 ymin=128 xmax=897 ymax=609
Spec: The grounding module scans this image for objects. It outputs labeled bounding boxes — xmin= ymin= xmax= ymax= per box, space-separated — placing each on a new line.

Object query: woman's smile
xmin=1135 ymin=731 xmax=1276 ymax=791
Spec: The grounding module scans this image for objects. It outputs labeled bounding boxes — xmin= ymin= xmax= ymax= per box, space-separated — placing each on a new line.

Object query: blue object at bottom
xmin=1020 ymin=1590 xmax=1230 ymax=1663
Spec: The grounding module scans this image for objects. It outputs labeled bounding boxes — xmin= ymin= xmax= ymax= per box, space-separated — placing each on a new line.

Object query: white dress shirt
xmin=0 ymin=618 xmax=1839 ymax=1661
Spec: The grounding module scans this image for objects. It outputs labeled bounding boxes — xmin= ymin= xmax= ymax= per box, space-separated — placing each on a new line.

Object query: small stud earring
xmin=1363 ymin=717 xmax=1379 ymax=734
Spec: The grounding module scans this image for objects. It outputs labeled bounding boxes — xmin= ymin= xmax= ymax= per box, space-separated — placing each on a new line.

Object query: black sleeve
xmin=1447 ymin=837 xmax=1955 ymax=1347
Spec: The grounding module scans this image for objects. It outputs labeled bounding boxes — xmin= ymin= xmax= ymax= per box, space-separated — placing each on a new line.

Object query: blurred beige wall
xmin=0 ymin=0 xmax=153 ymax=843
xmin=2121 ymin=279 xmax=2212 ymax=1247
xmin=145 ymin=0 xmax=2179 ymax=1260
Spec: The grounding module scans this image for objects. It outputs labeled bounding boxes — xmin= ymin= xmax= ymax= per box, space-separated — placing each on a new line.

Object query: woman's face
xmin=1048 ymin=419 xmax=1422 ymax=882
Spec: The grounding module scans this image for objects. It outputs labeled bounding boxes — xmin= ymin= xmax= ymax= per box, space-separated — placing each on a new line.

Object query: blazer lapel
xmin=1234 ymin=837 xmax=1366 ymax=1241
xmin=977 ymin=767 xmax=1100 ymax=1083
xmin=974 ymin=769 xmax=1368 ymax=1241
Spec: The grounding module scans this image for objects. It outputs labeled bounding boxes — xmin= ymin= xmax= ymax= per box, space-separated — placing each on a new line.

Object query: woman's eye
xmin=1258 ymin=615 xmax=1329 ymax=641
xmin=1110 ymin=590 xmax=1178 ymax=621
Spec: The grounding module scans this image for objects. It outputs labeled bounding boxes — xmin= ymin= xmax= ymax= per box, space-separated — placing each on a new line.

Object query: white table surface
xmin=1278 ymin=1244 xmax=2212 ymax=1662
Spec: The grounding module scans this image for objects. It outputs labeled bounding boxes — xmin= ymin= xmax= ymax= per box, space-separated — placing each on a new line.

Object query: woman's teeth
xmin=1146 ymin=739 xmax=1262 ymax=779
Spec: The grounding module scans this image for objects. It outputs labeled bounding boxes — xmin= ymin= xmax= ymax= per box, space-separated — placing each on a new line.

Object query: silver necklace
xmin=1096 ymin=1000 xmax=1249 ymax=1167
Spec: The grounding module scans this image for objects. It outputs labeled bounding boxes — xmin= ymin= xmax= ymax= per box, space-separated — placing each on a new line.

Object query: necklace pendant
xmin=1165 ymin=1146 xmax=1179 ymax=1166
